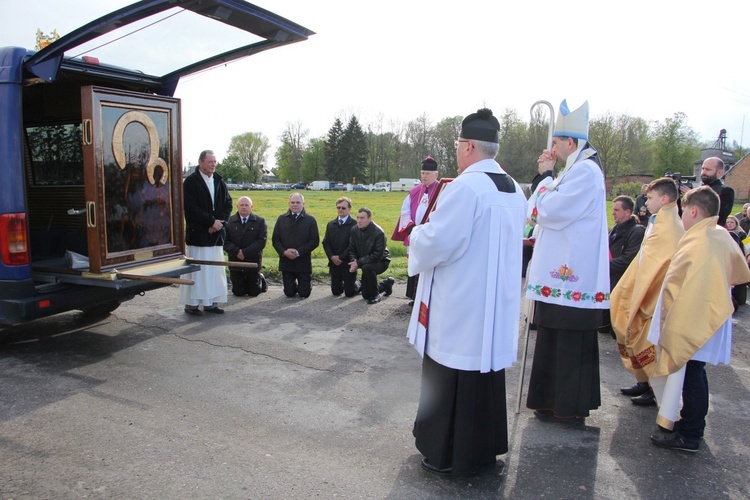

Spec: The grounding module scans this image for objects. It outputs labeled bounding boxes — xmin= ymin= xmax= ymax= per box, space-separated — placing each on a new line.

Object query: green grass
xmin=233 ymin=190 xmax=408 ymax=280
xmin=234 ymin=190 xmax=749 ymax=281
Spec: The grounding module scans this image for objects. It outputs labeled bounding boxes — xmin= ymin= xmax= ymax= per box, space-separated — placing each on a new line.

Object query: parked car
xmin=352 ymin=184 xmax=368 ymax=191
xmin=290 ymin=183 xmax=307 ymax=190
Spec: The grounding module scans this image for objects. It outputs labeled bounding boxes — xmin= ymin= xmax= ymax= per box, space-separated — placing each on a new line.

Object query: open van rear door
xmin=23 ymin=0 xmax=314 ymax=96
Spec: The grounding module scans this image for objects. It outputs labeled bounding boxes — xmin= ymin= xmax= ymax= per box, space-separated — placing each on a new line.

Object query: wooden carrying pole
xmin=186 ymin=259 xmax=258 ymax=269
xmin=117 ymin=273 xmax=194 ymax=285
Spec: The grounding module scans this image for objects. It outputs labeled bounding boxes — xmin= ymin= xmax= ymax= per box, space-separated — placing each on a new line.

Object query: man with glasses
xmin=394 ymin=156 xmax=441 ymax=303
xmin=322 ymin=197 xmax=359 ymax=297
xmin=407 ymin=108 xmax=526 ymax=475
xmin=272 ymin=192 xmax=320 ymax=298
xmin=525 ymin=100 xmax=610 ymax=425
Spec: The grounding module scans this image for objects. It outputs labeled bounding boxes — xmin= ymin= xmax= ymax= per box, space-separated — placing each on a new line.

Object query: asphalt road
xmin=1 ymin=282 xmax=749 ymax=499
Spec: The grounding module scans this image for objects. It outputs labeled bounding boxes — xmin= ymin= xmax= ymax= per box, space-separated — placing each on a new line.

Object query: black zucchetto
xmin=460 ymin=108 xmax=500 ymax=143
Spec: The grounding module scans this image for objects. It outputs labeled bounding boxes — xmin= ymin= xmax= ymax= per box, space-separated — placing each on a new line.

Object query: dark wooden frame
xmin=81 ymin=86 xmax=183 ymax=272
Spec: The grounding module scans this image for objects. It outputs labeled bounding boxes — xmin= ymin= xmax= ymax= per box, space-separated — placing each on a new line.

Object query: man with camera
xmin=678 ymin=157 xmax=734 ymax=227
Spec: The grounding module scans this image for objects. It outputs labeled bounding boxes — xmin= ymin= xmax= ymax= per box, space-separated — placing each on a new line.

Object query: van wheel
xmin=80 ymin=300 xmax=122 ymax=317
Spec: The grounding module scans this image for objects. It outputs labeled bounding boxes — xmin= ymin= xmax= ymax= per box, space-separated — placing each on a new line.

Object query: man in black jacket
xmin=272 ymin=193 xmax=320 ymax=298
xmin=348 ymin=208 xmax=394 ymax=304
xmin=679 ymin=157 xmax=734 ymax=227
xmin=599 ymin=196 xmax=645 ymax=335
xmin=322 ymin=196 xmax=359 ymax=297
xmin=180 ymin=150 xmax=233 ymax=315
xmin=224 ymin=196 xmax=267 ymax=297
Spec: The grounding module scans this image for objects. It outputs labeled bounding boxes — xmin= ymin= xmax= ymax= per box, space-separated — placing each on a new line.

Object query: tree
xmin=650 ymin=112 xmax=700 ymax=177
xmin=301 ymin=138 xmax=326 ymax=182
xmin=403 ymin=113 xmax=434 ymax=177
xmin=497 ymin=108 xmax=533 ymax=181
xmin=275 ymin=121 xmax=308 ymax=183
xmin=324 ymin=118 xmax=344 ymax=181
xmin=225 ymin=132 xmax=270 ymax=183
xmin=339 ymin=115 xmax=368 ymax=184
xmin=216 ymin=157 xmax=248 ymax=183
xmin=432 ymin=116 xmax=462 ymax=177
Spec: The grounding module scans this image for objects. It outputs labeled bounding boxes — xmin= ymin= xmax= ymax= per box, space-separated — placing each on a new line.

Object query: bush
xmin=611 ymin=182 xmax=642 ymax=199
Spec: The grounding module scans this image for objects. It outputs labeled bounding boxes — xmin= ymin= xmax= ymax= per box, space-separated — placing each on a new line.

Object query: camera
xmin=664 ymin=172 xmax=696 ymax=190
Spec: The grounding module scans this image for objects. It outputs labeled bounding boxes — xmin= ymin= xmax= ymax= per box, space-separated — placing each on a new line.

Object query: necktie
xmin=242 ymin=217 xmax=247 ymax=226
xmin=339 ymin=218 xmax=344 ymax=225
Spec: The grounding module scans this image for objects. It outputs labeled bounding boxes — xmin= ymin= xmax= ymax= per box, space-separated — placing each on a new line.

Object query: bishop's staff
xmin=515 ymin=100 xmax=555 ymax=413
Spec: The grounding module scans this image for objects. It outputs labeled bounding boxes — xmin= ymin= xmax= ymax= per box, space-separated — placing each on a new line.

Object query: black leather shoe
xmin=259 ymin=273 xmax=268 ymax=293
xmin=204 ymin=306 xmax=225 ymax=314
xmin=184 ymin=306 xmax=203 ymax=316
xmin=650 ymin=433 xmax=699 ymax=452
xmin=382 ymin=277 xmax=395 ymax=296
xmin=533 ymin=409 xmax=584 ymax=425
xmin=367 ymin=294 xmax=382 ymax=304
xmin=631 ymin=390 xmax=656 ymax=406
xmin=620 ymin=381 xmax=650 ymax=396
xmin=421 ymin=458 xmax=452 ymax=475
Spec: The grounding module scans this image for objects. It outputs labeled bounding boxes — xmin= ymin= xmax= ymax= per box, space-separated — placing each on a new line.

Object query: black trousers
xmin=282 ymin=271 xmax=312 ymax=298
xmin=329 ymin=263 xmax=359 ymax=297
xmin=413 ymin=355 xmax=508 ymax=475
xmin=360 ymin=260 xmax=389 ymax=300
xmin=230 ymin=269 xmax=261 ymax=297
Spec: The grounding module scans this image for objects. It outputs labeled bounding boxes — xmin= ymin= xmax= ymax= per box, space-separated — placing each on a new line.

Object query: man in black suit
xmin=224 ymin=196 xmax=267 ymax=297
xmin=272 ymin=193 xmax=320 ymax=298
xmin=322 ymin=196 xmax=359 ymax=297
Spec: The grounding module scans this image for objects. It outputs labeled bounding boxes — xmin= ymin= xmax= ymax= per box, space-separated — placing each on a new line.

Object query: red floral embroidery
xmin=571 ymin=291 xmax=582 ymax=302
xmin=595 ymin=292 xmax=606 ymax=302
xmin=531 ymin=207 xmax=538 ymax=218
xmin=541 ymin=286 xmax=552 ymax=297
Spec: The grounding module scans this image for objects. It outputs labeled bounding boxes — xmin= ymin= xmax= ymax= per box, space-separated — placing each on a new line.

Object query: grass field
xmin=232 ymin=189 xmax=747 ymax=281
xmin=233 ymin=190 xmax=409 ymax=280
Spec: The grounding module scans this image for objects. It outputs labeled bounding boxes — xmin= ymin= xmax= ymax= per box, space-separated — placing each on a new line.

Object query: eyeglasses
xmin=336 ymin=206 xmax=348 ymax=210
xmin=454 ymin=139 xmax=469 ymax=148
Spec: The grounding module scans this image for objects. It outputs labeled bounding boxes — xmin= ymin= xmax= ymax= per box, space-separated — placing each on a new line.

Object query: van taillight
xmin=0 ymin=213 xmax=30 ymax=265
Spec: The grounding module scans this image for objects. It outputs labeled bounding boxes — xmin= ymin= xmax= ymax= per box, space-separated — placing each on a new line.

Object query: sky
xmin=3 ymin=0 xmax=750 ymax=170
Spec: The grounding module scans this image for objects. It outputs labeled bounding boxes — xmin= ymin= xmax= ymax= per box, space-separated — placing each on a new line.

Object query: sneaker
xmin=650 ymin=433 xmax=699 ymax=452
xmin=367 ymin=294 xmax=382 ymax=304
xmin=382 ymin=277 xmax=395 ymax=296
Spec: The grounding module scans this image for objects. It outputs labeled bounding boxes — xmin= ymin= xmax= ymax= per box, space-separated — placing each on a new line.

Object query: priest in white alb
xmin=407 ymin=108 xmax=526 ymax=476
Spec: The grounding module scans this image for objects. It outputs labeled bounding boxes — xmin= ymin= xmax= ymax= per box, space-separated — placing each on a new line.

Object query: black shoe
xmin=650 ymin=433 xmax=699 ymax=452
xmin=533 ymin=409 xmax=584 ymax=425
xmin=421 ymin=458 xmax=452 ymax=476
xmin=620 ymin=381 xmax=650 ymax=396
xmin=367 ymin=294 xmax=382 ymax=304
xmin=631 ymin=390 xmax=656 ymax=406
xmin=408 ymin=300 xmax=415 ymax=306
xmin=204 ymin=306 xmax=225 ymax=314
xmin=184 ymin=306 xmax=203 ymax=316
xmin=382 ymin=277 xmax=394 ymax=296
xmin=259 ymin=273 xmax=268 ymax=293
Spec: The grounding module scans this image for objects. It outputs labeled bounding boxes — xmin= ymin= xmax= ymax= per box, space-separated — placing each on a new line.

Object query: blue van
xmin=0 ymin=0 xmax=313 ymax=324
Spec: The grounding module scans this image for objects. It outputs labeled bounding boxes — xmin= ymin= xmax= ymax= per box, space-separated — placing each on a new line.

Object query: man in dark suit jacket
xmin=224 ymin=196 xmax=267 ymax=297
xmin=322 ymin=196 xmax=359 ymax=297
xmin=600 ymin=195 xmax=645 ymax=335
xmin=180 ymin=150 xmax=233 ymax=315
xmin=272 ymin=193 xmax=320 ymax=298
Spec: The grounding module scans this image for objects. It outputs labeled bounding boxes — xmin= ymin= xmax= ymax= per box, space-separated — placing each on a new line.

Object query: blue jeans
xmin=677 ymin=360 xmax=708 ymax=444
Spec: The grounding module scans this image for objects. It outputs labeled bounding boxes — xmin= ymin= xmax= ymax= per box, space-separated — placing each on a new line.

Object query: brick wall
xmin=725 ymin=153 xmax=750 ymax=201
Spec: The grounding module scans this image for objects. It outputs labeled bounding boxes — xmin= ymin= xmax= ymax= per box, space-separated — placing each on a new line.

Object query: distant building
xmin=724 ymin=153 xmax=750 ymax=201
